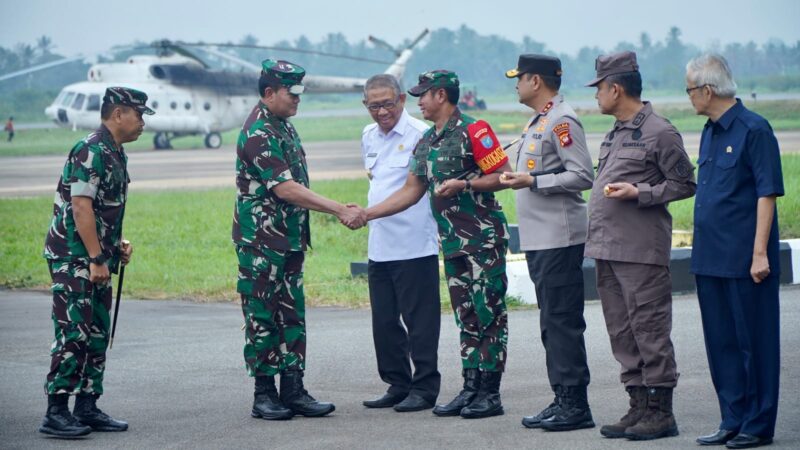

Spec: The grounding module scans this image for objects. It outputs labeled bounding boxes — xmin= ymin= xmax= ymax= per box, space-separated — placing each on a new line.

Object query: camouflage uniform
xmin=42 ymin=88 xmax=153 ymax=395
xmin=411 ymin=102 xmax=510 ymax=372
xmin=232 ymin=60 xmax=310 ymax=377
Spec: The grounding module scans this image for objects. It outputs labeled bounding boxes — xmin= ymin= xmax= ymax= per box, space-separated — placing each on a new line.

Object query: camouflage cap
xmin=586 ymin=51 xmax=639 ymax=87
xmin=103 ymin=86 xmax=155 ymax=115
xmin=407 ymin=70 xmax=459 ymax=97
xmin=261 ymin=59 xmax=306 ymax=95
xmin=505 ymin=54 xmax=562 ymax=78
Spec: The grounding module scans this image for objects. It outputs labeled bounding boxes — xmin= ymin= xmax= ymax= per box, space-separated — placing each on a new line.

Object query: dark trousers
xmin=368 ymin=255 xmax=441 ymax=403
xmin=695 ymin=275 xmax=780 ymax=438
xmin=596 ymin=260 xmax=678 ymax=388
xmin=526 ymin=244 xmax=590 ymax=388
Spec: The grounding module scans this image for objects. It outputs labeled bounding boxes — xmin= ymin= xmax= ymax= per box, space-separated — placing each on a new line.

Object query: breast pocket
xmin=713 ymin=149 xmax=741 ymax=189
xmin=597 ymin=146 xmax=611 ymax=174
xmin=433 ymin=145 xmax=467 ymax=178
xmin=616 ymin=148 xmax=647 ymax=178
xmin=286 ymin=149 xmax=306 ymax=182
xmin=521 ymin=152 xmax=542 ymax=173
xmin=388 ymin=152 xmax=411 ymax=169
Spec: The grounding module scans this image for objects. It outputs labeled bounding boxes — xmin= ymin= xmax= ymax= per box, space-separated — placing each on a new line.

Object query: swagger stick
xmin=109 ymin=240 xmax=130 ymax=349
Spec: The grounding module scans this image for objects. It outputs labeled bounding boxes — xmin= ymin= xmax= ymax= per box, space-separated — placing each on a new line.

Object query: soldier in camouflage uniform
xmin=233 ymin=59 xmax=364 ymax=420
xmin=366 ymin=70 xmax=512 ymax=419
xmin=40 ymin=87 xmax=152 ymax=438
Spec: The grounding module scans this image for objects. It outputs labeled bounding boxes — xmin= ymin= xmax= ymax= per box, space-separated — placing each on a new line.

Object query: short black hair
xmin=258 ymin=73 xmax=284 ymax=97
xmin=539 ymin=74 xmax=561 ymax=91
xmin=441 ymin=86 xmax=459 ymax=105
xmin=605 ymin=71 xmax=642 ymax=98
xmin=100 ymin=102 xmax=124 ymax=120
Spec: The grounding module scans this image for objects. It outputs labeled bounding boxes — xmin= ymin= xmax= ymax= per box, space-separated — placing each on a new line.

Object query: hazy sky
xmin=2 ymin=0 xmax=798 ymax=58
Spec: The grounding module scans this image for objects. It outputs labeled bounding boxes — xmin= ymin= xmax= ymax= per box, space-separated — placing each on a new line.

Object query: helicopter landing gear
xmin=154 ymin=132 xmax=172 ymax=150
xmin=204 ymin=132 xmax=222 ymax=149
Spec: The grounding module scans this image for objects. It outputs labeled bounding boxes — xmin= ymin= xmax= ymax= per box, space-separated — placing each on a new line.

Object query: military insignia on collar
xmin=632 ymin=112 xmax=645 ymax=126
xmin=553 ymin=123 xmax=573 ymax=148
xmin=541 ymin=102 xmax=553 ymax=114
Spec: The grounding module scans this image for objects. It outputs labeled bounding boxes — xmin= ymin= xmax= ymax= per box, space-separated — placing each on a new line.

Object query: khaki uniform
xmin=585 ymin=102 xmax=695 ymax=388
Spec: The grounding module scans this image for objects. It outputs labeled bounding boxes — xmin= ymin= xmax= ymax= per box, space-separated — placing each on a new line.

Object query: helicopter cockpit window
xmin=170 ymin=101 xmax=177 ymax=110
xmin=203 ymin=102 xmax=211 ymax=111
xmin=62 ymin=92 xmax=76 ymax=107
xmin=184 ymin=102 xmax=191 ymax=110
xmin=86 ymin=95 xmax=100 ymax=111
xmin=72 ymin=94 xmax=86 ymax=111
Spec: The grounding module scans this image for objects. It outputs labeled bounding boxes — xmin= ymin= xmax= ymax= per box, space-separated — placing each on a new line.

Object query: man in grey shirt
xmin=500 ymin=54 xmax=595 ymax=432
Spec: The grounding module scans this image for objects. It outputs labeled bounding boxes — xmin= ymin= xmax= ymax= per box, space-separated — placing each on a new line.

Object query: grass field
xmin=2 ymin=99 xmax=799 ymax=157
xmin=1 ymin=154 xmax=798 ymax=305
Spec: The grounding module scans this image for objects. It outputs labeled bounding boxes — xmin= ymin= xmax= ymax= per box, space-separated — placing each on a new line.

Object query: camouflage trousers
xmin=45 ymin=259 xmax=112 ymax=395
xmin=444 ymin=244 xmax=508 ymax=372
xmin=236 ymin=245 xmax=306 ymax=377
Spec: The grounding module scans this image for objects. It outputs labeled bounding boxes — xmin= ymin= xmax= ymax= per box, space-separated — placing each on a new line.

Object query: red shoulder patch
xmin=553 ymin=122 xmax=573 ymax=148
xmin=467 ymin=120 xmax=508 ymax=174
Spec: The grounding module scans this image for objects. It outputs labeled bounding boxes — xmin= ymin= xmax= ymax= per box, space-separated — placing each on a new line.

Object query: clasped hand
xmin=339 ymin=204 xmax=367 ymax=229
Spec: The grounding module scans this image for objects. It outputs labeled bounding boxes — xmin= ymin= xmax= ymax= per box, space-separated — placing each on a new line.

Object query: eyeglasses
xmin=685 ymin=84 xmax=714 ymax=95
xmin=364 ymin=99 xmax=399 ymax=112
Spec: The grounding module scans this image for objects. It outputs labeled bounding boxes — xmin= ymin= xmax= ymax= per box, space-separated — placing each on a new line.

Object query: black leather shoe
xmin=697 ymin=429 xmax=738 ymax=445
xmin=393 ymin=393 xmax=433 ymax=412
xmin=363 ymin=392 xmax=406 ymax=408
xmin=725 ymin=434 xmax=773 ymax=449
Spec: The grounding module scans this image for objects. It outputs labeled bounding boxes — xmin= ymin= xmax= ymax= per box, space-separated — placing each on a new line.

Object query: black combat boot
xmin=600 ymin=386 xmax=648 ymax=438
xmin=73 ymin=393 xmax=128 ymax=432
xmin=279 ymin=370 xmax=335 ymax=417
xmin=252 ymin=375 xmax=293 ymax=420
xmin=432 ymin=368 xmax=480 ymax=417
xmin=460 ymin=371 xmax=504 ymax=419
xmin=39 ymin=394 xmax=92 ymax=438
xmin=522 ymin=385 xmax=562 ymax=428
xmin=624 ymin=387 xmax=679 ymax=440
xmin=540 ymin=385 xmax=595 ymax=431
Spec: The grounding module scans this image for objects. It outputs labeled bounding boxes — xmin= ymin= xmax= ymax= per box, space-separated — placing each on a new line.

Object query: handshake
xmin=338 ymin=203 xmax=368 ymax=230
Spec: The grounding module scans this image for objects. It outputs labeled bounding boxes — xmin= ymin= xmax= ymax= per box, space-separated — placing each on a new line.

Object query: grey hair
xmin=686 ymin=53 xmax=737 ymax=98
xmin=363 ymin=74 xmax=403 ymax=99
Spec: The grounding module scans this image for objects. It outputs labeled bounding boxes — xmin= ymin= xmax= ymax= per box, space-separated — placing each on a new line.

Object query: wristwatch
xmin=528 ymin=171 xmax=538 ymax=191
xmin=89 ymin=253 xmax=107 ymax=265
xmin=464 ymin=179 xmax=472 ymax=191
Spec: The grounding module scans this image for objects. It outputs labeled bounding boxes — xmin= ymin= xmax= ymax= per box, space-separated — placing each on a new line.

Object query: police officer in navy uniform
xmin=500 ymin=54 xmax=595 ymax=432
xmin=686 ymin=53 xmax=783 ymax=449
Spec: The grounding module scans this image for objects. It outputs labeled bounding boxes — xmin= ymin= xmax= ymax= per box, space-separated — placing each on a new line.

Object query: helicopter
xmin=2 ymin=30 xmax=428 ymax=150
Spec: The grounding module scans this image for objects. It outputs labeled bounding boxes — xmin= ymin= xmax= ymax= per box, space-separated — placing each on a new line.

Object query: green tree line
xmin=1 ymin=26 xmax=798 ymax=120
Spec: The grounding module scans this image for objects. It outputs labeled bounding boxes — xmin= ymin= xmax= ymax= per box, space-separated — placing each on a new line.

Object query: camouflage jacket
xmin=232 ymin=102 xmax=310 ymax=252
xmin=411 ymin=108 xmax=508 ymax=259
xmin=43 ymin=125 xmax=129 ymax=272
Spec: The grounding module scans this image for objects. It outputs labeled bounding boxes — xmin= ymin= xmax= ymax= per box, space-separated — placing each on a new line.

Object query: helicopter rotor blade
xmin=176 ymin=42 xmax=393 ymax=65
xmin=0 ymin=56 xmax=86 ymax=83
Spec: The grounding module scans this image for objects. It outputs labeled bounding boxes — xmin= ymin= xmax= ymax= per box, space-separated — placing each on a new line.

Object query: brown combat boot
xmin=624 ymin=387 xmax=679 ymax=440
xmin=599 ymin=386 xmax=648 ymax=438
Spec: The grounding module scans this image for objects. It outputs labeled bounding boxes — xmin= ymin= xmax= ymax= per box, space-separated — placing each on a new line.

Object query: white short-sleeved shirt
xmin=362 ymin=109 xmax=439 ymax=262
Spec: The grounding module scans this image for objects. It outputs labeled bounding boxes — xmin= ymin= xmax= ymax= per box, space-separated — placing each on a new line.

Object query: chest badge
xmin=726 ymin=146 xmax=733 ymax=153
xmin=528 ymin=143 xmax=536 ymax=151
xmin=398 ymin=144 xmax=405 ymax=151
xmin=527 ymin=159 xmax=536 ymax=170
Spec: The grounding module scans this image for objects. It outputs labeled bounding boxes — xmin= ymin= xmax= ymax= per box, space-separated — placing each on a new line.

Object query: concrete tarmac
xmin=1 ymin=287 xmax=798 ymax=449
xmin=3 ymin=131 xmax=800 ymax=198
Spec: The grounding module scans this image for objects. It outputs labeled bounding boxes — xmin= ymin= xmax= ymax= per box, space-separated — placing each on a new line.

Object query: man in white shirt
xmin=360 ymin=74 xmax=441 ymax=412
